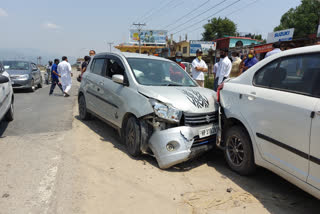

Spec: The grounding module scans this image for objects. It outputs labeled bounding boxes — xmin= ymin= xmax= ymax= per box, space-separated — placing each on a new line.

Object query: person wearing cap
xmin=215 ymin=48 xmax=232 ymax=89
xmin=175 ymin=52 xmax=186 ymax=70
xmin=265 ymin=42 xmax=282 ymax=58
xmin=170 ymin=52 xmax=185 ymax=82
xmin=192 ymin=49 xmax=208 ymax=87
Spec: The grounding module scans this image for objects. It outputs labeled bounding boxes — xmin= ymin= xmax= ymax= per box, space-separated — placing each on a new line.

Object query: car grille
xmin=184 ymin=111 xmax=218 ymax=126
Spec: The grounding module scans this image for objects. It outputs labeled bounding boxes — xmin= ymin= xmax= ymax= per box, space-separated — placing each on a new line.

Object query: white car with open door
xmin=0 ymin=62 xmax=14 ymax=122
xmin=217 ymin=45 xmax=320 ymax=199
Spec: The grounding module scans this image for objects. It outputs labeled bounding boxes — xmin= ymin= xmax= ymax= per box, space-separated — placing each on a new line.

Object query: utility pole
xmin=107 ymin=42 xmax=114 ymax=52
xmin=133 ymin=23 xmax=146 ymax=54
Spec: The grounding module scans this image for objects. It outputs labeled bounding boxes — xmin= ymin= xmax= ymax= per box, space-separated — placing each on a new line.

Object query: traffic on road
xmin=1 ymin=0 xmax=320 ymax=213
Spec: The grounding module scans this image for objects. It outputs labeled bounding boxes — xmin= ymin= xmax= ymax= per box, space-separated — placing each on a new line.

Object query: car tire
xmin=5 ymin=101 xmax=14 ymax=122
xmin=38 ymin=77 xmax=43 ymax=88
xmin=224 ymin=125 xmax=256 ymax=175
xmin=125 ymin=117 xmax=141 ymax=157
xmin=78 ymin=95 xmax=92 ymax=120
xmin=29 ymin=79 xmax=36 ymax=92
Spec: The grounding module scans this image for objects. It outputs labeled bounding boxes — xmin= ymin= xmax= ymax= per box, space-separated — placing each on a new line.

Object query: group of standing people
xmin=47 ymin=50 xmax=96 ymax=97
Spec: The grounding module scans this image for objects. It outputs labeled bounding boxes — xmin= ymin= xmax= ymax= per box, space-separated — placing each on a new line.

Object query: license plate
xmin=199 ymin=125 xmax=218 ymax=138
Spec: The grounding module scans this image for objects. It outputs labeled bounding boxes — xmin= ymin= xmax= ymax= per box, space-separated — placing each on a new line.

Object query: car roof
xmin=266 ymin=44 xmax=320 ymax=60
xmin=95 ymin=52 xmax=171 ymax=62
xmin=2 ymin=60 xmax=32 ymax=63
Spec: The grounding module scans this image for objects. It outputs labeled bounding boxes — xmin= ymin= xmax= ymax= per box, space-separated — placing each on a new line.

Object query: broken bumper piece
xmin=149 ymin=125 xmax=217 ymax=169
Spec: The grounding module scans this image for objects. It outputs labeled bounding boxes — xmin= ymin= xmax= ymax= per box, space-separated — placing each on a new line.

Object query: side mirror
xmin=112 ymin=74 xmax=124 ymax=85
xmin=0 ymin=75 xmax=9 ymax=84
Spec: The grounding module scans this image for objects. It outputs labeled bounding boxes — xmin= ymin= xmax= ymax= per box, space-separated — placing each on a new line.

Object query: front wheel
xmin=224 ymin=126 xmax=256 ymax=175
xmin=5 ymin=101 xmax=14 ymax=121
xmin=125 ymin=117 xmax=141 ymax=157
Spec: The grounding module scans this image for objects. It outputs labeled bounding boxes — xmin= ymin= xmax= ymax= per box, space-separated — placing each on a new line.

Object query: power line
xmin=133 ymin=0 xmax=171 ymax=24
xmin=173 ymin=0 xmax=241 ymax=35
xmin=224 ymin=0 xmax=260 ymax=17
xmin=142 ymin=0 xmax=177 ymax=24
xmin=160 ymin=0 xmax=210 ymax=30
xmin=168 ymin=0 xmax=227 ymax=32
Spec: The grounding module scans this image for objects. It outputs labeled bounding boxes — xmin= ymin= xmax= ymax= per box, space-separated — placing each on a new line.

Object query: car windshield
xmin=3 ymin=61 xmax=29 ymax=70
xmin=127 ymin=58 xmax=196 ymax=87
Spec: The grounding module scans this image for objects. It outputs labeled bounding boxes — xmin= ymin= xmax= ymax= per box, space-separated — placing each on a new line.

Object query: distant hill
xmin=0 ymin=48 xmax=76 ymax=65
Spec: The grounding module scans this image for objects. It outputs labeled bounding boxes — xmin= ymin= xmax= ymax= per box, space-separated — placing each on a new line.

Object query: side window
xmin=91 ymin=59 xmax=105 ymax=76
xmin=270 ymin=54 xmax=320 ymax=96
xmin=253 ymin=60 xmax=278 ymax=87
xmin=105 ymin=57 xmax=125 ymax=78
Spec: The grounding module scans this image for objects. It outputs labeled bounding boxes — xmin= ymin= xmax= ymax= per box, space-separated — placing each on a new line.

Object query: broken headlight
xmin=150 ymin=99 xmax=182 ymax=123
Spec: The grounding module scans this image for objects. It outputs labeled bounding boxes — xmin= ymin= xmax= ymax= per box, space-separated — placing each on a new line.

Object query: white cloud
xmin=0 ymin=8 xmax=8 ymax=17
xmin=43 ymin=22 xmax=61 ymax=30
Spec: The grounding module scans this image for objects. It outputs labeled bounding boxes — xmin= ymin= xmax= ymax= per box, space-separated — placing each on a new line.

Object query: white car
xmin=0 ymin=62 xmax=14 ymax=122
xmin=217 ymin=45 xmax=320 ymax=199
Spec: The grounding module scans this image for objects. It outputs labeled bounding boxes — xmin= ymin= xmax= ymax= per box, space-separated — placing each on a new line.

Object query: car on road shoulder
xmin=2 ymin=60 xmax=43 ymax=92
xmin=78 ymin=52 xmax=219 ymax=169
xmin=0 ymin=62 xmax=14 ymax=122
xmin=217 ymin=45 xmax=320 ymax=199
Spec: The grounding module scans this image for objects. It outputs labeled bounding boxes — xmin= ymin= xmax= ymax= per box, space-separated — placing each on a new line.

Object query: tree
xmin=202 ymin=17 xmax=237 ymax=40
xmin=274 ymin=0 xmax=320 ymax=38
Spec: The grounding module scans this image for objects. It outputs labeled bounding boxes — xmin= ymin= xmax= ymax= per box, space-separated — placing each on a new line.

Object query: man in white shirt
xmin=265 ymin=42 xmax=282 ymax=58
xmin=192 ymin=49 xmax=208 ymax=87
xmin=58 ymin=56 xmax=73 ymax=97
xmin=217 ymin=48 xmax=232 ymax=86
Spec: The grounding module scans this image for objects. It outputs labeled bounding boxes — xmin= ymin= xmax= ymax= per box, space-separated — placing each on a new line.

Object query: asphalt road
xmin=0 ymin=83 xmax=74 ymax=137
xmin=0 ymin=79 xmax=79 ymax=214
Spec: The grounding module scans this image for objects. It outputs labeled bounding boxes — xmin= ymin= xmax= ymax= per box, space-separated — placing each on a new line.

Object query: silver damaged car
xmin=78 ymin=52 xmax=218 ymax=169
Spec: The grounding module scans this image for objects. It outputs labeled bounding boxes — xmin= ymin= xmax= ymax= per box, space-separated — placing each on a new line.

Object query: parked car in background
xmin=2 ymin=60 xmax=42 ymax=92
xmin=217 ymin=45 xmax=320 ymax=199
xmin=182 ymin=62 xmax=192 ymax=75
xmin=78 ymin=52 xmax=219 ymax=169
xmin=0 ymin=62 xmax=14 ymax=122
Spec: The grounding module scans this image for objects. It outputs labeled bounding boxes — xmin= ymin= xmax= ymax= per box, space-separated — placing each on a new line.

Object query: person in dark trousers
xmin=81 ymin=56 xmax=91 ymax=79
xmin=49 ymin=59 xmax=64 ymax=95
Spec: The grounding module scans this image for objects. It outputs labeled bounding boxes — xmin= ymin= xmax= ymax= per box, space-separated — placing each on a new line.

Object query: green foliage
xmin=204 ymin=75 xmax=214 ymax=89
xmin=274 ymin=0 xmax=320 ymax=38
xmin=202 ymin=17 xmax=237 ymax=40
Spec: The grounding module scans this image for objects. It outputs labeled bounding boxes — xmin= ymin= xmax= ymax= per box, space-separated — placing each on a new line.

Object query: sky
xmin=0 ymin=0 xmax=302 ymax=60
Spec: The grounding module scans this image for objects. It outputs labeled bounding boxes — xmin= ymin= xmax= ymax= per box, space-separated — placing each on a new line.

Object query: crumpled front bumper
xmin=149 ymin=124 xmax=217 ymax=169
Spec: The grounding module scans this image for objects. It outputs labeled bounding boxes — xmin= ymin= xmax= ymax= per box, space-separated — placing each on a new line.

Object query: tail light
xmin=217 ymin=83 xmax=224 ymax=103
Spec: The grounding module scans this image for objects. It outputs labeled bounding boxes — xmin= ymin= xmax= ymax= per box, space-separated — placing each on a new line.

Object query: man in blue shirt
xmin=242 ymin=49 xmax=259 ymax=72
xmin=49 ymin=59 xmax=64 ymax=95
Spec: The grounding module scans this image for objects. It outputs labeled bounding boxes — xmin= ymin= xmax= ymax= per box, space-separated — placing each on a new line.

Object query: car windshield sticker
xmin=180 ymin=89 xmax=209 ymax=108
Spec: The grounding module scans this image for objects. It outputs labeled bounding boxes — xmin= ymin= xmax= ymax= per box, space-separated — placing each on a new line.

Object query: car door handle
xmin=99 ymin=82 xmax=104 ymax=86
xmin=247 ymin=92 xmax=257 ymax=100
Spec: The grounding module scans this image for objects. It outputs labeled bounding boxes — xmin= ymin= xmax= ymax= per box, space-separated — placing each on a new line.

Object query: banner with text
xmin=189 ymin=41 xmax=216 ymax=56
xmin=267 ymin=28 xmax=295 ymax=43
xmin=129 ymin=30 xmax=168 ymax=45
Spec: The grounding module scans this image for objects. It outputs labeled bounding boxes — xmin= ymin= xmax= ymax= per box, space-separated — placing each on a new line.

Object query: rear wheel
xmin=125 ymin=117 xmax=141 ymax=157
xmin=78 ymin=95 xmax=91 ymax=120
xmin=38 ymin=77 xmax=43 ymax=88
xmin=224 ymin=126 xmax=256 ymax=175
xmin=5 ymin=100 xmax=14 ymax=121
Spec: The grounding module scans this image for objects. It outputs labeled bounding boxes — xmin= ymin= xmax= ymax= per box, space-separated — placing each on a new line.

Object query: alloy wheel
xmin=226 ymin=135 xmax=244 ymax=166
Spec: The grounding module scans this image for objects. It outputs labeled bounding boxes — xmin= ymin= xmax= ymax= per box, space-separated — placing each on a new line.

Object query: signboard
xmin=317 ymin=25 xmax=320 ymax=38
xmin=129 ymin=30 xmax=167 ymax=45
xmin=254 ymin=44 xmax=273 ymax=54
xmin=189 ymin=40 xmax=216 ymax=56
xmin=267 ymin=28 xmax=294 ymax=43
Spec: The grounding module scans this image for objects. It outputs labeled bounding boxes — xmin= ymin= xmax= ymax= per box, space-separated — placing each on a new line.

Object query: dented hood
xmin=138 ymin=86 xmax=217 ymax=113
